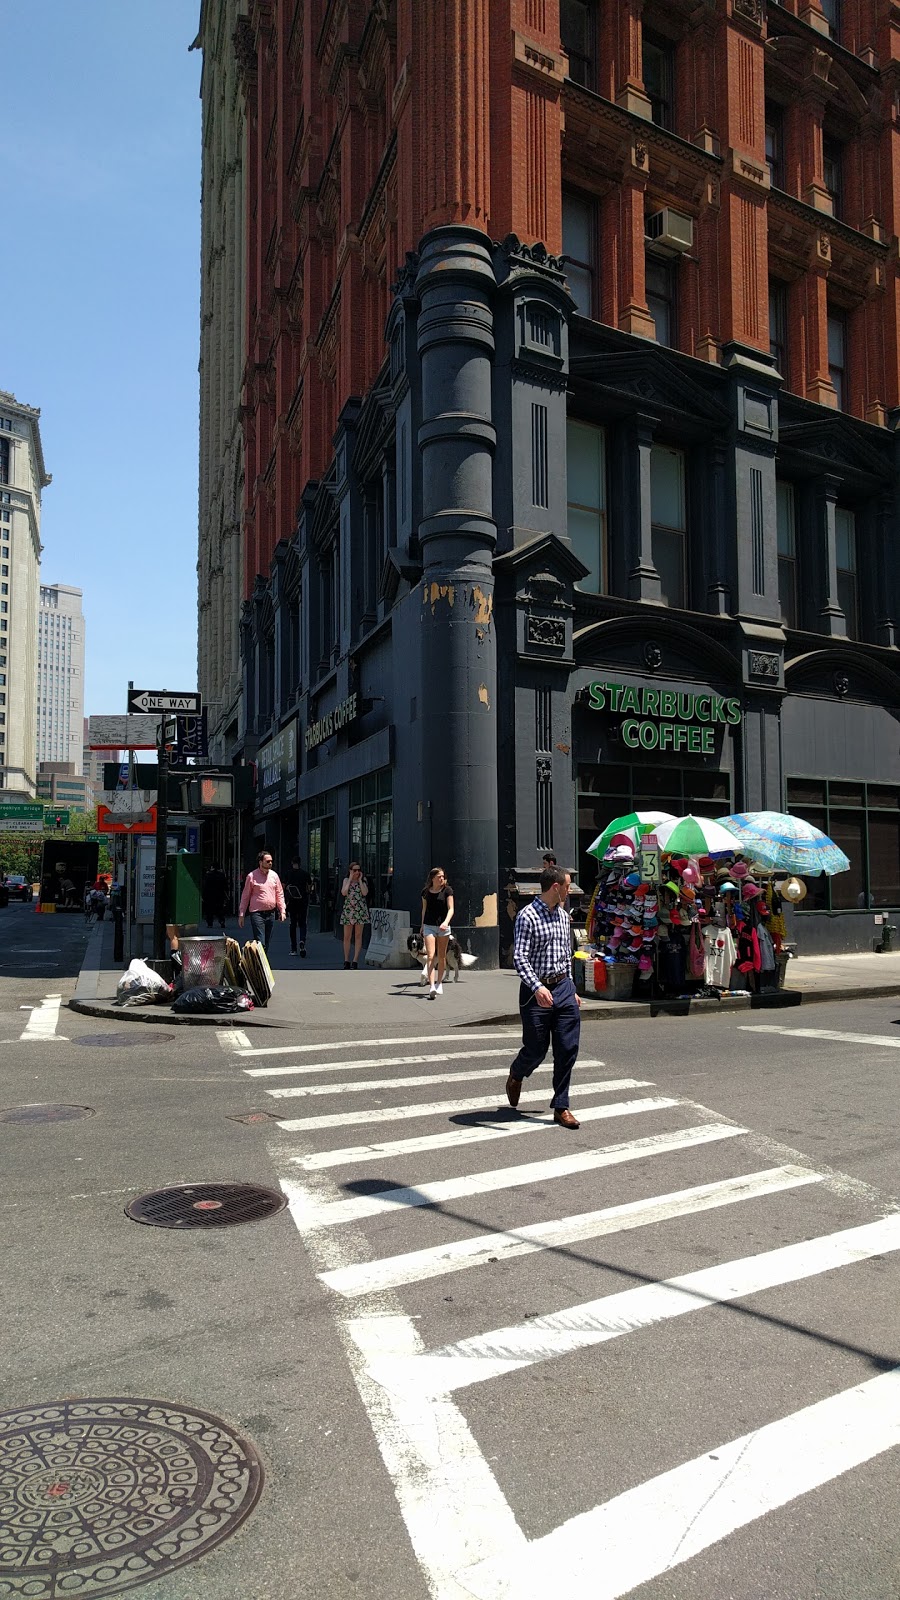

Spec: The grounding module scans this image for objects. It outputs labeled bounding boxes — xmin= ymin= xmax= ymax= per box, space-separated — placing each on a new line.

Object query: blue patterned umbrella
xmin=715 ymin=812 xmax=850 ymax=876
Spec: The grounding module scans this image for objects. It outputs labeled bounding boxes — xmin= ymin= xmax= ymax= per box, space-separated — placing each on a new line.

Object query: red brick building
xmin=216 ymin=0 xmax=900 ymax=956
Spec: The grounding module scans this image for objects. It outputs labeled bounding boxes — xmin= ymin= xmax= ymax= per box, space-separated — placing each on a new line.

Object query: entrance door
xmin=308 ymin=816 xmax=336 ymax=935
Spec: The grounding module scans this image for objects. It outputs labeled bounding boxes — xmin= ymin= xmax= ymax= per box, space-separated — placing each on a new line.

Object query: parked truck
xmin=38 ymin=840 xmax=100 ymax=912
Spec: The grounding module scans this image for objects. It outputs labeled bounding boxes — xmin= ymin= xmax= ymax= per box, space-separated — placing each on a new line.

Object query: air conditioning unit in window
xmin=645 ymin=208 xmax=694 ymax=255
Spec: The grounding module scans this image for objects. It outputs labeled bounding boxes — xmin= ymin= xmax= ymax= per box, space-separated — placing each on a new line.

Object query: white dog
xmin=407 ymin=931 xmax=477 ymax=983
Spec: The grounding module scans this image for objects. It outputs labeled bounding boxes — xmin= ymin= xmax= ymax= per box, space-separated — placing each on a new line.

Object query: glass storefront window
xmin=577 ymin=763 xmax=731 ymax=891
xmin=350 ymin=767 xmax=393 ymax=904
xmin=786 ymin=778 xmax=900 ymax=909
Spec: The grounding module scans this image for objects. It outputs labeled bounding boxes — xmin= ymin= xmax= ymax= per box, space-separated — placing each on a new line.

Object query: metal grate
xmin=126 ymin=1182 xmax=287 ymax=1229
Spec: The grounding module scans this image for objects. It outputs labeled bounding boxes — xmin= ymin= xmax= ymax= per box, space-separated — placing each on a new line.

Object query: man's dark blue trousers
xmin=509 ymin=976 xmax=580 ymax=1109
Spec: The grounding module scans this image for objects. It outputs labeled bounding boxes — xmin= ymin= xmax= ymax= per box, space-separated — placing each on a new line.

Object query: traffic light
xmin=54 ymin=814 xmax=62 ymax=829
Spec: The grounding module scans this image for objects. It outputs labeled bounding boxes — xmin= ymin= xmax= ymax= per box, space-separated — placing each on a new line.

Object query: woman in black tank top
xmin=420 ymin=866 xmax=455 ymax=998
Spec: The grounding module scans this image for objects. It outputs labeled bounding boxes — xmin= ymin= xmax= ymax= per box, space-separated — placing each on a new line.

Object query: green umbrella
xmin=587 ymin=811 xmax=676 ymax=860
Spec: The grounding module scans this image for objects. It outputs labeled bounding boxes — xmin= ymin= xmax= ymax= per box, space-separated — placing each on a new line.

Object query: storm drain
xmin=0 ymin=1396 xmax=263 ymax=1598
xmin=74 ymin=1032 xmax=176 ymax=1047
xmin=125 ymin=1182 xmax=287 ymax=1228
xmin=0 ymin=1103 xmax=94 ymax=1124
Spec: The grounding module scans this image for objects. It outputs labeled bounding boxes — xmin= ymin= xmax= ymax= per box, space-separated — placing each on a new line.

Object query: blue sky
xmin=2 ymin=1 xmax=201 ymax=717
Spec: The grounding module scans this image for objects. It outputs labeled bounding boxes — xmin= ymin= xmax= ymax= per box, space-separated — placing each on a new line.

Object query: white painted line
xmin=459 ymin=1364 xmax=900 ymax=1600
xmin=238 ymin=1029 xmax=519 ymax=1059
xmin=284 ymin=1122 xmax=745 ymax=1232
xmin=247 ymin=1047 xmax=528 ymax=1079
xmin=740 ymin=1024 xmax=900 ymax=1049
xmin=380 ymin=1208 xmax=900 ymax=1400
xmin=266 ymin=1059 xmax=610 ymax=1100
xmin=292 ymin=1095 xmax=682 ymax=1170
xmin=275 ymin=1079 xmax=635 ymax=1133
xmin=319 ymin=1164 xmax=808 ymax=1299
xmin=216 ymin=1028 xmax=253 ymax=1052
xmin=20 ymin=994 xmax=67 ymax=1041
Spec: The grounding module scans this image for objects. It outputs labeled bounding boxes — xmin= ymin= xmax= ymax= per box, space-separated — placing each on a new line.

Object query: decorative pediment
xmin=778 ymin=415 xmax=890 ymax=482
xmin=353 ymin=363 xmax=395 ymax=479
xmin=309 ymin=463 xmax=340 ymax=552
xmin=250 ymin=574 xmax=274 ymax=637
xmin=380 ymin=545 xmax=422 ymax=606
xmin=785 ymin=645 xmax=900 ymax=704
xmin=493 ymin=532 xmax=590 ymax=598
xmin=574 ymin=613 xmax=741 ymax=684
xmin=569 ymin=348 xmax=730 ymax=427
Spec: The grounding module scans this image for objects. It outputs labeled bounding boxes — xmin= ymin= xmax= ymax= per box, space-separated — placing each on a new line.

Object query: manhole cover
xmin=225 ymin=1111 xmax=280 ymax=1125
xmin=73 ymin=1033 xmax=176 ymax=1047
xmin=125 ymin=1182 xmax=287 ymax=1228
xmin=0 ymin=1396 xmax=263 ymax=1597
xmin=0 ymin=1103 xmax=95 ymax=1124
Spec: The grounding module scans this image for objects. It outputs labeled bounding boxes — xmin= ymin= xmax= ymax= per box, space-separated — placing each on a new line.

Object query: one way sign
xmin=127 ymin=688 xmax=201 ymax=715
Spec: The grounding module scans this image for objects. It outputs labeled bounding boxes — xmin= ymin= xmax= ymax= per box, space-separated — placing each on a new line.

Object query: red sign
xmin=97 ymin=804 xmax=157 ymax=835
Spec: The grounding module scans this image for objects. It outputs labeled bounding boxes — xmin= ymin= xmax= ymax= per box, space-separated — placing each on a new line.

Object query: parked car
xmin=4 ymin=874 xmax=33 ymax=902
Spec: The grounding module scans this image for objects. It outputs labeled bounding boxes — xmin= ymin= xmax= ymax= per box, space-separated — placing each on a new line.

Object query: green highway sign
xmin=0 ymin=803 xmax=44 ymax=833
xmin=44 ymin=809 xmax=71 ymax=829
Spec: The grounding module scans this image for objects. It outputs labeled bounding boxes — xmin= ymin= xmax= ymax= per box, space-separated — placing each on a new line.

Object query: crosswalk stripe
xmin=318 ymin=1164 xmax=808 ymax=1298
xmin=740 ymin=1024 xmax=900 ymax=1049
xmin=216 ymin=1028 xmax=253 ymax=1052
xmin=237 ymin=1029 xmax=520 ymax=1059
xmin=266 ymin=1059 xmax=612 ymax=1100
xmin=459 ymin=1364 xmax=900 ymax=1600
xmin=274 ymin=1079 xmax=620 ymax=1133
xmin=20 ymin=994 xmax=66 ymax=1041
xmin=376 ymin=1207 xmax=900 ymax=1400
xmin=283 ymin=1121 xmax=746 ymax=1232
xmin=291 ymin=1095 xmax=684 ymax=1170
xmin=248 ymin=1047 xmax=532 ymax=1080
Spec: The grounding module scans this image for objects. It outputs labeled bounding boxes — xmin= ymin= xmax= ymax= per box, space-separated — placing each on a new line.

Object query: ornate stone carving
xmin=749 ymin=650 xmax=780 ymax=680
xmin=643 ymin=641 xmax=663 ymax=671
xmin=536 ymin=757 xmax=552 ymax=782
xmin=496 ymin=234 xmax=567 ymax=276
xmin=734 ymin=0 xmax=763 ymax=21
xmin=833 ymin=671 xmax=850 ymax=697
xmin=526 ymin=614 xmax=566 ymax=648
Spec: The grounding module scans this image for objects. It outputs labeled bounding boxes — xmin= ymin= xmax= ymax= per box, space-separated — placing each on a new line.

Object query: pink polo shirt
xmin=239 ymin=868 xmax=286 ymax=916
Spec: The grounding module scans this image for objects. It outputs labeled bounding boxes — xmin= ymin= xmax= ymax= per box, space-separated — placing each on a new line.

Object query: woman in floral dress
xmin=340 ymin=862 xmax=369 ymax=967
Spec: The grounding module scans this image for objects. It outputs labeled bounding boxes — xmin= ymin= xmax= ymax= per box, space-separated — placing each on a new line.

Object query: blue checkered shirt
xmin=513 ymin=896 xmax=572 ymax=992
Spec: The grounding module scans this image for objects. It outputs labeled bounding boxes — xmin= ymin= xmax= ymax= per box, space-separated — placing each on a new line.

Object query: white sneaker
xmin=428 ymin=984 xmax=436 ymax=1000
xmin=435 ymin=982 xmax=443 ymax=996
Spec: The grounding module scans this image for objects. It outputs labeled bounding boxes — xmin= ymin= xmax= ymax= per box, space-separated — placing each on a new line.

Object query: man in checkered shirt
xmin=505 ymin=866 xmax=581 ymax=1129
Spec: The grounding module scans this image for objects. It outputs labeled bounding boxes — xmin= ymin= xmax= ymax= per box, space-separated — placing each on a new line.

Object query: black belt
xmin=540 ymin=970 xmax=569 ymax=990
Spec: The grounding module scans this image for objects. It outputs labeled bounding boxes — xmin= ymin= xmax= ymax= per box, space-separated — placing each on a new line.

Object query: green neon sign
xmin=586 ymin=680 xmax=742 ymax=755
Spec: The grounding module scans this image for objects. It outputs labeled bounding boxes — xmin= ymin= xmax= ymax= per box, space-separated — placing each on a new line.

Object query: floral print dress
xmin=340 ymin=879 xmax=370 ymax=925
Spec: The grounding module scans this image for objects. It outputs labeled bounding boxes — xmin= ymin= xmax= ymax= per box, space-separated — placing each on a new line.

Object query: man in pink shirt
xmin=238 ymin=850 xmax=286 ymax=954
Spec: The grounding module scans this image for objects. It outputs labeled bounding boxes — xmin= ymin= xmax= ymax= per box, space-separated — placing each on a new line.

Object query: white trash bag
xmin=116 ymin=958 xmax=168 ymax=1005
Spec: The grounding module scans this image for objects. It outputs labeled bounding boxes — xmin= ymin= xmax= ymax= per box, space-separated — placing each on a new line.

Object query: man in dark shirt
xmin=284 ymin=857 xmax=312 ymax=956
xmin=201 ymin=863 xmax=229 ymax=931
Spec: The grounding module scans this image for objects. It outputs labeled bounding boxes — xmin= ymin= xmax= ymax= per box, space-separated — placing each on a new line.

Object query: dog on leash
xmin=407 ymin=931 xmax=477 ymax=983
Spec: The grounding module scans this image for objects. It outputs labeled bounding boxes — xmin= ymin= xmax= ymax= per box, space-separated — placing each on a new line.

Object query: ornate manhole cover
xmin=73 ymin=1034 xmax=175 ymax=1048
xmin=0 ymin=1104 xmax=95 ymax=1124
xmin=0 ymin=1397 xmax=263 ymax=1596
xmin=125 ymin=1182 xmax=287 ymax=1229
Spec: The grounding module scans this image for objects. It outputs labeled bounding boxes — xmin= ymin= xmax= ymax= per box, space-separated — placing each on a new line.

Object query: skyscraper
xmin=0 ymin=389 xmax=48 ymax=796
xmin=37 ymin=584 xmax=85 ymax=770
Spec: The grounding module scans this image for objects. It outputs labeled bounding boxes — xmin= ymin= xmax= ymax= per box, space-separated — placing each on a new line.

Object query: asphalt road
xmin=2 ymin=906 xmax=900 ymax=1599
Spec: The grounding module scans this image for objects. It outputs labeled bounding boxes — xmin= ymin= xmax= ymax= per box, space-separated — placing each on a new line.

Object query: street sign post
xmin=127 ymin=689 xmax=201 ymax=716
xmin=0 ymin=803 xmax=44 ymax=833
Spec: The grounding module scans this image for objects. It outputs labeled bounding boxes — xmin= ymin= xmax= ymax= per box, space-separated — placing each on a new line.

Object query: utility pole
xmin=152 ymin=717 xmax=173 ymax=959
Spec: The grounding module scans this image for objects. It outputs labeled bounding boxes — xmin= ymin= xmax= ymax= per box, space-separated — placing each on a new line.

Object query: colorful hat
xmin=742 ymin=883 xmax=762 ymax=899
xmin=718 ymin=881 xmax=738 ymax=894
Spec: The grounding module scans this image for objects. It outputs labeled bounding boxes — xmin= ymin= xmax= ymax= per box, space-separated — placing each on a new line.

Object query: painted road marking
xmin=459 ymin=1365 xmax=900 ymax=1600
xmin=374 ymin=1209 xmax=900 ymax=1400
xmin=237 ymin=1029 xmax=519 ymax=1059
xmin=275 ymin=1079 xmax=633 ymax=1133
xmin=291 ymin=1095 xmax=678 ymax=1170
xmin=247 ymin=1047 xmax=531 ymax=1079
xmin=740 ymin=1024 xmax=900 ymax=1049
xmin=319 ymin=1164 xmax=809 ymax=1299
xmin=266 ymin=1059 xmax=610 ymax=1100
xmin=284 ymin=1122 xmax=745 ymax=1232
xmin=216 ymin=1029 xmax=253 ymax=1052
xmin=20 ymin=994 xmax=67 ymax=1041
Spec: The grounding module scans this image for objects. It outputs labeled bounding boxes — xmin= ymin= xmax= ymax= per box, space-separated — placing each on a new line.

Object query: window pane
xmin=835 ymin=508 xmax=855 ymax=571
xmin=566 ymin=263 xmax=593 ymax=318
xmin=562 ymin=193 xmax=592 ymax=265
xmin=778 ymin=557 xmax=797 ymax=629
xmin=837 ymin=572 xmax=857 ymax=638
xmin=828 ymin=812 xmax=866 ymax=909
xmin=650 ymin=445 xmax=685 ymax=530
xmin=867 ymin=787 xmax=899 ymax=810
xmin=827 ymin=314 xmax=845 ymax=366
xmin=830 ymin=783 xmax=864 ymax=805
xmin=568 ymin=507 xmax=604 ymax=593
xmin=578 ymin=763 xmax=628 ymax=795
xmin=776 ymin=482 xmax=795 ymax=556
xmin=787 ymin=778 xmax=826 ymax=805
xmin=869 ymin=814 xmax=900 ymax=907
xmin=567 ymin=422 xmax=604 ymax=510
xmin=652 ymin=527 xmax=685 ymax=608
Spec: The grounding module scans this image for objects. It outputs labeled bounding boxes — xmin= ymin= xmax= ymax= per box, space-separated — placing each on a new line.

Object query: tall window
xmin=822 ymin=137 xmax=843 ymax=220
xmin=646 ymin=255 xmax=676 ymax=347
xmin=0 ymin=439 xmax=8 ymax=487
xmin=787 ymin=778 xmax=900 ymax=911
xmin=769 ymin=282 xmax=787 ymax=373
xmin=562 ymin=192 xmax=595 ymax=318
xmin=560 ymin=0 xmax=594 ymax=87
xmin=566 ymin=420 xmax=607 ymax=593
xmin=650 ymin=444 xmax=686 ymax=609
xmin=643 ymin=33 xmax=674 ymax=129
xmin=835 ymin=506 xmax=858 ymax=638
xmin=820 ymin=0 xmax=841 ymax=39
xmin=776 ymin=481 xmax=798 ymax=628
xmin=828 ymin=310 xmax=847 ymax=410
xmin=765 ymin=105 xmax=784 ymax=190
xmin=349 ymin=769 xmax=393 ymax=903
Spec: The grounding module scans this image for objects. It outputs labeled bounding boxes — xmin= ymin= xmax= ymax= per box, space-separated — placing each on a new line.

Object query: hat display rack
xmin=579 ymin=832 xmax=796 ymax=1000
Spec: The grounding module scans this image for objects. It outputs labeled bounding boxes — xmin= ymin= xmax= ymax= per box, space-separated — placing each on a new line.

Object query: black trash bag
xmin=172 ymin=985 xmax=240 ymax=1015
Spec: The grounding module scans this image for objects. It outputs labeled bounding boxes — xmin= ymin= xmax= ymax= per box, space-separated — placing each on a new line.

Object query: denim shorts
xmin=422 ymin=924 xmax=450 ymax=939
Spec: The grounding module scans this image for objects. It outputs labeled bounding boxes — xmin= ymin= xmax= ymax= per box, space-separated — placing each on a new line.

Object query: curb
xmin=457 ymin=982 xmax=900 ymax=1028
xmin=67 ymin=998 xmax=292 ymax=1029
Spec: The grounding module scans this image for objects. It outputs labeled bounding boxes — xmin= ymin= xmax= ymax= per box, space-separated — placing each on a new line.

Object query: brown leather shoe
xmin=505 ymin=1073 xmax=522 ymax=1108
xmin=554 ymin=1108 xmax=580 ymax=1129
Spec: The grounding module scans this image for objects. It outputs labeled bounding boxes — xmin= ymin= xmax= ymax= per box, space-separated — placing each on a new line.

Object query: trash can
xmin=881 ymin=923 xmax=897 ymax=953
xmin=178 ymin=936 xmax=227 ymax=990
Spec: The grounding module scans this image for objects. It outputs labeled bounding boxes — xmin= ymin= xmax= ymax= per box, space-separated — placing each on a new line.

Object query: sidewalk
xmin=68 ymin=918 xmax=900 ymax=1028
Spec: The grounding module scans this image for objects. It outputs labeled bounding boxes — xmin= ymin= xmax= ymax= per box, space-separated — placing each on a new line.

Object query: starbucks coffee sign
xmin=586 ymin=680 xmax=742 ymax=754
xmin=305 ymin=692 xmax=358 ymax=753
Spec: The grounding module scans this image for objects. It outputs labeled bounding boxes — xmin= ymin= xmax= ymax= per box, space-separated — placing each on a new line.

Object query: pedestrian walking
xmin=420 ymin=866 xmax=455 ymax=999
xmin=339 ymin=862 xmax=369 ymax=967
xmin=505 ymin=866 xmax=581 ymax=1128
xmin=284 ymin=855 xmax=312 ymax=957
xmin=238 ymin=850 xmax=286 ymax=954
xmin=201 ymin=862 xmax=229 ymax=931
